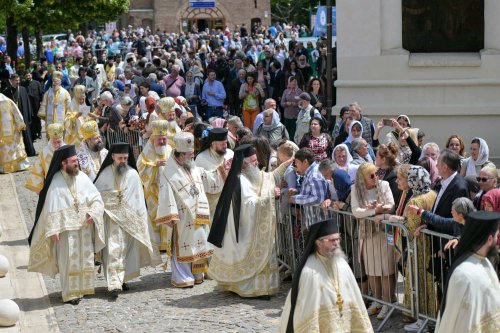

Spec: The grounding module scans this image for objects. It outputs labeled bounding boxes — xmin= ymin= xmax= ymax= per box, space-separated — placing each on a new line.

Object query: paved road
xmin=11 ymin=137 xmax=408 ymax=332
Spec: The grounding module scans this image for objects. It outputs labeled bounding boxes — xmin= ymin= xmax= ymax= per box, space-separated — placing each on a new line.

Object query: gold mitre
xmin=151 ymin=120 xmax=169 ymax=136
xmin=80 ymin=120 xmax=100 ymax=140
xmin=52 ymin=71 xmax=63 ymax=81
xmin=158 ymin=97 xmax=175 ymax=114
xmin=47 ymin=123 xmax=64 ymax=139
xmin=73 ymin=85 xmax=86 ymax=98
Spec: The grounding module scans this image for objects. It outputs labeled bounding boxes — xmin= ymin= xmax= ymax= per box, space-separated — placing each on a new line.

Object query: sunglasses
xmin=370 ymin=173 xmax=376 ymax=179
xmin=476 ymin=177 xmax=493 ymax=182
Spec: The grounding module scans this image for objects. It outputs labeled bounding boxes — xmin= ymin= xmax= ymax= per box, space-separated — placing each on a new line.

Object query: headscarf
xmin=333 ymin=169 xmax=352 ymax=202
xmin=427 ymin=156 xmax=439 ymax=183
xmin=406 ymin=165 xmax=431 ymax=197
xmin=211 ymin=117 xmax=226 ymax=128
xmin=396 ymin=114 xmax=411 ymax=127
xmin=465 ymin=137 xmax=490 ymax=176
xmin=481 ymin=188 xmax=500 ymax=211
xmin=331 ymin=143 xmax=353 ymax=167
xmin=344 ymin=120 xmax=362 ymax=144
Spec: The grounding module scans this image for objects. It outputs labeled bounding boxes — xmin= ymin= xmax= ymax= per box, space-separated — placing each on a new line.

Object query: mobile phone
xmin=382 ymin=118 xmax=393 ymax=126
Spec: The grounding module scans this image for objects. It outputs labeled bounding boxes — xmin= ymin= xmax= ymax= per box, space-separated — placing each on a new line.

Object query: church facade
xmin=335 ymin=0 xmax=500 ymax=164
xmin=121 ymin=0 xmax=271 ymax=34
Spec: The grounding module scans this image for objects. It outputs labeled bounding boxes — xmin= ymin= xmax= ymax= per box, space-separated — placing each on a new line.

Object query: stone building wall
xmin=122 ymin=0 xmax=271 ymax=33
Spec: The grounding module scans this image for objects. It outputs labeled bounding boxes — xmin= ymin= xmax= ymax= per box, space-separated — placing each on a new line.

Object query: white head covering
xmin=345 ymin=120 xmax=363 ymax=144
xmin=465 ymin=137 xmax=490 ymax=176
xmin=332 ymin=143 xmax=353 ymax=167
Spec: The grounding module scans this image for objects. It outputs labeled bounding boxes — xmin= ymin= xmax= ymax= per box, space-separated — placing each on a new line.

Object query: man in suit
xmin=432 ymin=149 xmax=470 ymax=233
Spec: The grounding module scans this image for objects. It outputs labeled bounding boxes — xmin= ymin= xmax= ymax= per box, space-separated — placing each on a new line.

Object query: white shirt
xmin=433 ymin=171 xmax=457 ymax=213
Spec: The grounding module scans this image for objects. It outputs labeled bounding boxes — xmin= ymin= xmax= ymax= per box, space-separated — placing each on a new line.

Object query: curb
xmin=0 ymin=174 xmax=60 ymax=333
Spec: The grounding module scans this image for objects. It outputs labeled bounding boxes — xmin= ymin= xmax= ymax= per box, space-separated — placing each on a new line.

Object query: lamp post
xmin=326 ymin=0 xmax=334 ymax=126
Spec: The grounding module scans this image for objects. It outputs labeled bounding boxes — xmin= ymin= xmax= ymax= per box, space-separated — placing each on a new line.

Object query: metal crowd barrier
xmin=277 ymin=203 xmax=414 ymax=332
xmin=412 ymin=228 xmax=455 ymax=332
xmin=105 ymin=128 xmax=143 ymax=159
xmin=275 ymin=202 xmax=459 ymax=332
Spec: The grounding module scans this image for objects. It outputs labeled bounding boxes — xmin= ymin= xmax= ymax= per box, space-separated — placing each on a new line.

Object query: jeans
xmin=206 ymin=106 xmax=223 ymax=120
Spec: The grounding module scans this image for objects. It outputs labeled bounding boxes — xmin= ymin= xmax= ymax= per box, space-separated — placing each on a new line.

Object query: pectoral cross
xmin=74 ymin=198 xmax=80 ymax=213
xmin=336 ymin=294 xmax=344 ymax=317
xmin=117 ymin=190 xmax=123 ymax=204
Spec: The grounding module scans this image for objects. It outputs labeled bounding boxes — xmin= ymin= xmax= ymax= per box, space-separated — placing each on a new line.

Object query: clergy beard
xmin=115 ymin=162 xmax=127 ymax=175
xmin=212 ymin=147 xmax=226 ymax=156
xmin=65 ymin=164 xmax=80 ymax=176
xmin=155 ymin=145 xmax=168 ymax=156
xmin=243 ymin=164 xmax=260 ymax=184
xmin=90 ymin=142 xmax=104 ymax=152
xmin=487 ymin=244 xmax=499 ymax=262
xmin=168 ymin=120 xmax=178 ymax=130
xmin=181 ymin=158 xmax=195 ymax=171
xmin=325 ymin=247 xmax=346 ymax=261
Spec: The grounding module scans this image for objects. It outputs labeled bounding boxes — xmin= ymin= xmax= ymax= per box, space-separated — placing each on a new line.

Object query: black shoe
xmin=67 ymin=298 xmax=81 ymax=305
xmin=110 ymin=289 xmax=120 ymax=299
xmin=122 ymin=283 xmax=130 ymax=291
xmin=259 ymin=295 xmax=271 ymax=301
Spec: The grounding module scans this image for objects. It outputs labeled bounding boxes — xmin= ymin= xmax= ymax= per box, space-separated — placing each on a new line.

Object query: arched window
xmin=402 ymin=0 xmax=484 ymax=52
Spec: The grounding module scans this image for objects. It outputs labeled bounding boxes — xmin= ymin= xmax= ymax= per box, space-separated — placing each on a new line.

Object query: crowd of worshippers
xmin=0 ymin=25 xmax=498 ymax=333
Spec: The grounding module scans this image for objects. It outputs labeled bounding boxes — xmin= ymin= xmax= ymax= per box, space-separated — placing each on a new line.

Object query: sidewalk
xmin=0 ymin=174 xmax=59 ymax=333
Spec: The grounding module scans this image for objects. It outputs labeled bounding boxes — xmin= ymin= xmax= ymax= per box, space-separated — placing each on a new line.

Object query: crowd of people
xmin=0 ymin=23 xmax=498 ymax=333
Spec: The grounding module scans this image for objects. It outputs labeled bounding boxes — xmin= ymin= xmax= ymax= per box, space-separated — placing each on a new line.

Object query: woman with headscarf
xmin=255 ymin=108 xmax=289 ymax=146
xmin=344 ymin=120 xmax=376 ymax=161
xmin=417 ymin=156 xmax=440 ymax=189
xmin=481 ymin=188 xmax=500 ymax=247
xmin=386 ymin=164 xmax=438 ymax=329
xmin=332 ymin=143 xmax=357 ymax=183
xmin=351 ymin=163 xmax=395 ymax=320
xmin=460 ymin=137 xmax=496 ymax=177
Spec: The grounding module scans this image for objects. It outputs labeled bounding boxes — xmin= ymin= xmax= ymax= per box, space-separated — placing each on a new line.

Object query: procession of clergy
xmin=1 ymin=73 xmax=498 ymax=333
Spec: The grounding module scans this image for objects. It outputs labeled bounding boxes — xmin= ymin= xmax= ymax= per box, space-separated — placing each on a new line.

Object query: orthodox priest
xmin=64 ymin=85 xmax=91 ymax=148
xmin=0 ymin=90 xmax=30 ymax=173
xmin=25 ymin=123 xmax=65 ymax=194
xmin=195 ymin=128 xmax=234 ymax=219
xmin=207 ymin=144 xmax=291 ymax=298
xmin=156 ymin=132 xmax=227 ymax=288
xmin=279 ymin=219 xmax=373 ymax=333
xmin=94 ymin=143 xmax=161 ymax=299
xmin=27 ymin=145 xmax=105 ymax=305
xmin=77 ymin=120 xmax=108 ymax=181
xmin=137 ymin=120 xmax=173 ymax=251
xmin=37 ymin=71 xmax=71 ymax=131
xmin=2 ymin=74 xmax=36 ymax=156
xmin=436 ymin=211 xmax=500 ymax=333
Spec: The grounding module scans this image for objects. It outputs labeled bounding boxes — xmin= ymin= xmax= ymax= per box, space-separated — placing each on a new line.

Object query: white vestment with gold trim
xmin=436 ymin=254 xmax=500 ymax=333
xmin=28 ymin=171 xmax=105 ymax=302
xmin=208 ymin=171 xmax=280 ymax=297
xmin=94 ymin=165 xmax=161 ymax=290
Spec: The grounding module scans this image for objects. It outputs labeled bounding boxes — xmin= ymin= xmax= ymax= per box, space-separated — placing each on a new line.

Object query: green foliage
xmin=270 ymin=0 xmax=335 ymax=27
xmin=3 ymin=0 xmax=129 ymax=34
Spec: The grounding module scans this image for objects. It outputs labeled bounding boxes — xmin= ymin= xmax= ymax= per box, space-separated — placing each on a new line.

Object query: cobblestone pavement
xmin=12 ymin=137 xmax=409 ymax=332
